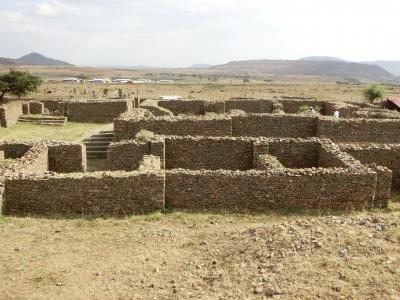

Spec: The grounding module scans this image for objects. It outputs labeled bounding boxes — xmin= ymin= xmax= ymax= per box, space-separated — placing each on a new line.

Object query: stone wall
xmin=281 ymin=99 xmax=326 ymax=114
xmin=232 ymin=114 xmax=317 ymax=138
xmin=165 ymin=136 xmax=254 ymax=170
xmin=165 ymin=168 xmax=377 ymax=211
xmin=108 ymin=138 xmax=165 ymax=171
xmin=28 ymin=101 xmax=44 ymax=114
xmin=48 ymin=143 xmax=87 ymax=173
xmin=265 ymin=139 xmax=320 ymax=168
xmin=0 ymin=142 xmax=32 ymax=159
xmin=114 ymin=113 xmax=232 ymax=141
xmin=65 ymin=100 xmax=132 ymax=123
xmin=225 ymin=99 xmax=273 ymax=113
xmin=368 ymin=164 xmax=392 ymax=208
xmin=0 ymin=151 xmax=4 ymax=162
xmin=317 ymin=117 xmax=400 ymax=143
xmin=3 ymin=171 xmax=165 ymax=216
xmin=0 ymin=101 xmax=23 ymax=127
xmin=340 ymin=143 xmax=400 ymax=189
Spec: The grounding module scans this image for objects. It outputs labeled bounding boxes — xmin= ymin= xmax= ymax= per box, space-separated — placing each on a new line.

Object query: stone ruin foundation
xmin=1 ymin=97 xmax=400 ymax=217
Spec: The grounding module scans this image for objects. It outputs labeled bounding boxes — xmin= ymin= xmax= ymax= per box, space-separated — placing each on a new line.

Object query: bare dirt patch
xmin=0 ymin=204 xmax=399 ymax=299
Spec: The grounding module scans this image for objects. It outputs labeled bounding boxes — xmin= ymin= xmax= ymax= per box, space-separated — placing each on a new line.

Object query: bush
xmin=363 ymin=83 xmax=386 ymax=103
xmin=135 ymin=129 xmax=154 ymax=142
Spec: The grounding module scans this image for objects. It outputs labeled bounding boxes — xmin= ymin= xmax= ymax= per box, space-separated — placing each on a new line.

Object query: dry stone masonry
xmin=1 ymin=96 xmax=399 ymax=216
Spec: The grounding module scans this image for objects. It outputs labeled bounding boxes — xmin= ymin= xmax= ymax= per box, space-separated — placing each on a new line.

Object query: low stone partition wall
xmin=0 ymin=143 xmax=49 ymax=200
xmin=165 ymin=136 xmax=254 ymax=171
xmin=281 ymin=99 xmax=326 ymax=114
xmin=65 ymin=100 xmax=132 ymax=123
xmin=225 ymin=98 xmax=273 ymax=113
xmin=0 ymin=141 xmax=33 ymax=159
xmin=232 ymin=114 xmax=317 ymax=138
xmin=340 ymin=143 xmax=400 ymax=189
xmin=114 ymin=110 xmax=232 ymax=141
xmin=3 ymin=170 xmax=165 ymax=216
xmin=28 ymin=101 xmax=44 ymax=114
xmin=317 ymin=117 xmax=400 ymax=143
xmin=368 ymin=164 xmax=392 ymax=208
xmin=157 ymin=99 xmax=273 ymax=115
xmin=0 ymin=101 xmax=23 ymax=127
xmin=165 ymin=168 xmax=377 ymax=211
xmin=108 ymin=137 xmax=165 ymax=171
xmin=48 ymin=143 xmax=87 ymax=173
xmin=141 ymin=103 xmax=174 ymax=116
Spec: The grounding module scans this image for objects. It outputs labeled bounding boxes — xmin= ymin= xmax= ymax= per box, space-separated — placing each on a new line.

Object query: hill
xmin=363 ymin=61 xmax=400 ymax=76
xmin=300 ymin=56 xmax=345 ymax=62
xmin=211 ymin=59 xmax=395 ymax=81
xmin=0 ymin=52 xmax=73 ymax=66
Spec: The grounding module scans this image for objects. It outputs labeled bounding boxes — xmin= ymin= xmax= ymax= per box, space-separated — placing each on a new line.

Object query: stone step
xmin=19 ymin=120 xmax=66 ymax=124
xmin=83 ymin=141 xmax=111 ymax=146
xmin=83 ymin=137 xmax=114 ymax=142
xmin=86 ymin=146 xmax=108 ymax=151
xmin=19 ymin=116 xmax=67 ymax=121
xmin=91 ymin=134 xmax=114 ymax=138
xmin=18 ymin=120 xmax=66 ymax=126
xmin=99 ymin=131 xmax=114 ymax=134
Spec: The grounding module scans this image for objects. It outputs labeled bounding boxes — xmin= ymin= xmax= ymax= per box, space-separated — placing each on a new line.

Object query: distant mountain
xmin=0 ymin=52 xmax=73 ymax=66
xmin=211 ymin=59 xmax=394 ymax=81
xmin=362 ymin=61 xmax=400 ymax=76
xmin=190 ymin=64 xmax=212 ymax=68
xmin=300 ymin=56 xmax=346 ymax=62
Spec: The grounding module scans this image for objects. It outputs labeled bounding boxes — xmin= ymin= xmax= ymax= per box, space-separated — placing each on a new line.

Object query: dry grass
xmin=0 ymin=202 xmax=399 ymax=299
xmin=0 ymin=122 xmax=108 ymax=142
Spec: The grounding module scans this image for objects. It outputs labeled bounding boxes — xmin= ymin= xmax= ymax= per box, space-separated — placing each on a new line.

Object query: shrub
xmin=135 ymin=129 xmax=154 ymax=142
xmin=363 ymin=83 xmax=386 ymax=103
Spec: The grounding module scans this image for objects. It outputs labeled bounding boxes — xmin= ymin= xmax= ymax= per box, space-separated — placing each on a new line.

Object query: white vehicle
xmin=158 ymin=79 xmax=174 ymax=83
xmin=63 ymin=77 xmax=81 ymax=83
xmin=113 ymin=79 xmax=133 ymax=84
xmin=89 ymin=78 xmax=111 ymax=84
xmin=132 ymin=79 xmax=154 ymax=83
xmin=158 ymin=96 xmax=182 ymax=101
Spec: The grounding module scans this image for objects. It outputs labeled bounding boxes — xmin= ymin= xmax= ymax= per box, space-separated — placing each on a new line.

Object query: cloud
xmin=0 ymin=0 xmax=400 ymax=66
xmin=35 ymin=0 xmax=76 ymax=17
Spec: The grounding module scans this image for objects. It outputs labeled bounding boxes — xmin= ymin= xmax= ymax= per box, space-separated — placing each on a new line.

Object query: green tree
xmin=0 ymin=70 xmax=43 ymax=105
xmin=363 ymin=83 xmax=386 ymax=103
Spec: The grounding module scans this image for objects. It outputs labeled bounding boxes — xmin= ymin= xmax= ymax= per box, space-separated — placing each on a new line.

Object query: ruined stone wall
xmin=48 ymin=143 xmax=87 ymax=173
xmin=281 ymin=99 xmax=326 ymax=114
xmin=368 ymin=164 xmax=392 ymax=208
xmin=340 ymin=143 xmax=400 ymax=189
xmin=0 ymin=142 xmax=32 ymax=159
xmin=0 ymin=151 xmax=3 ymax=162
xmin=265 ymin=139 xmax=320 ymax=168
xmin=165 ymin=136 xmax=254 ymax=170
xmin=232 ymin=114 xmax=317 ymax=138
xmin=28 ymin=101 xmax=44 ymax=114
xmin=0 ymin=101 xmax=23 ymax=127
xmin=3 ymin=171 xmax=165 ymax=216
xmin=317 ymin=117 xmax=400 ymax=143
xmin=66 ymin=100 xmax=131 ymax=123
xmin=225 ymin=99 xmax=273 ymax=113
xmin=41 ymin=99 xmax=63 ymax=113
xmin=114 ymin=114 xmax=232 ymax=141
xmin=324 ymin=101 xmax=360 ymax=118
xmin=254 ymin=154 xmax=284 ymax=170
xmin=165 ymin=168 xmax=377 ymax=211
xmin=108 ymin=138 xmax=165 ymax=171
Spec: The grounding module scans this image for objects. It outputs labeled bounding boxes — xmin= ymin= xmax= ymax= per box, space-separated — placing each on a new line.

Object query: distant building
xmin=63 ymin=77 xmax=82 ymax=83
xmin=158 ymin=96 xmax=182 ymax=101
xmin=89 ymin=78 xmax=111 ymax=84
xmin=112 ymin=79 xmax=133 ymax=84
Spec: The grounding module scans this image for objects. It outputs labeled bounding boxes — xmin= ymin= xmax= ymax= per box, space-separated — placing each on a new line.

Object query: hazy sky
xmin=0 ymin=0 xmax=399 ymax=67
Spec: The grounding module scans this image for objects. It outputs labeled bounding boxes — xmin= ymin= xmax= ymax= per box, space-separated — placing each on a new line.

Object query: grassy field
xmin=0 ymin=122 xmax=109 ymax=142
xmin=0 ymin=202 xmax=399 ymax=299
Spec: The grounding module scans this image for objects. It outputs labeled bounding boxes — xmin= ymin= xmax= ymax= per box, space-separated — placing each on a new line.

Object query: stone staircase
xmin=18 ymin=115 xmax=67 ymax=126
xmin=83 ymin=131 xmax=114 ymax=159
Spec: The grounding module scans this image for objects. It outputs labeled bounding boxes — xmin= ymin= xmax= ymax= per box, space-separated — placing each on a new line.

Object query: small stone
xmin=56 ymin=283 xmax=62 ymax=286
